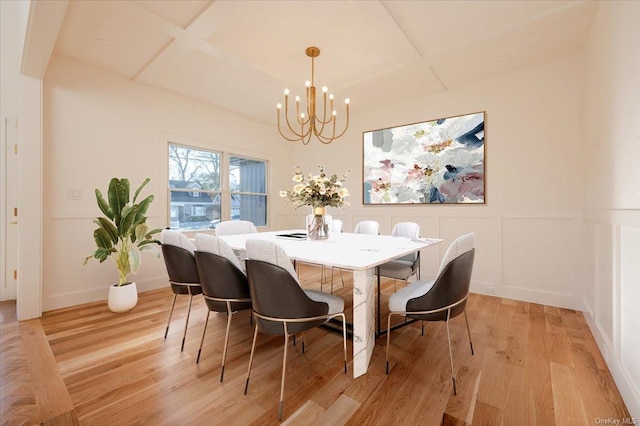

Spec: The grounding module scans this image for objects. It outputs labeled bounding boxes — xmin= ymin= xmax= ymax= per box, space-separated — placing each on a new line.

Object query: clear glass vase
xmin=307 ymin=206 xmax=330 ymax=240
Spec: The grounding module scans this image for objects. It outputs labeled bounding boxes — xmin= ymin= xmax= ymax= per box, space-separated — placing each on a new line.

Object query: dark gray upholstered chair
xmin=385 ymin=233 xmax=475 ymax=395
xmin=194 ymin=234 xmax=252 ymax=382
xmin=378 ymin=222 xmax=422 ymax=291
xmin=160 ymin=229 xmax=203 ymax=352
xmin=243 ymin=239 xmax=347 ymax=421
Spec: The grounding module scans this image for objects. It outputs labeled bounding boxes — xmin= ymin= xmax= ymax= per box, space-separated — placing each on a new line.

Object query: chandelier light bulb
xmin=295 ymin=96 xmax=300 ymax=102
xmin=322 ymin=86 xmax=328 ymax=93
xmin=345 ymin=98 xmax=350 ymax=104
xmin=277 ymin=103 xmax=282 ymax=109
xmin=284 ymin=89 xmax=290 ymax=95
xmin=305 ymin=81 xmax=311 ymax=87
xmin=332 ymin=110 xmax=337 ymax=116
xmin=301 ymin=113 xmax=306 ymax=119
xmin=329 ymin=94 xmax=334 ymax=100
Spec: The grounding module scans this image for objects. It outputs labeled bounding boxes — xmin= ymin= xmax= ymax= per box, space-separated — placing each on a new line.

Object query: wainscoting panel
xmin=619 ymin=225 xmax=640 ymax=406
xmin=501 ymin=217 xmax=580 ymax=309
xmin=582 ymin=210 xmax=640 ymax=418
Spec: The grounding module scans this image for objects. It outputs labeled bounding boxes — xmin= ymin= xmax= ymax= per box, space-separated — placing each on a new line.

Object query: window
xmin=229 ymin=156 xmax=268 ymax=227
xmin=168 ymin=143 xmax=267 ymax=231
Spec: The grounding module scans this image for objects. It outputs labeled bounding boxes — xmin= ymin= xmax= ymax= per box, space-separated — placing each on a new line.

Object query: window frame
xmin=167 ymin=141 xmax=269 ymax=232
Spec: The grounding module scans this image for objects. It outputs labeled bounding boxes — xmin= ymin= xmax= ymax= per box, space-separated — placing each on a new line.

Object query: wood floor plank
xmin=20 ymin=319 xmax=76 ymax=423
xmin=550 ymin=361 xmax=589 ymax=425
xmin=0 ymin=265 xmax=631 ymax=425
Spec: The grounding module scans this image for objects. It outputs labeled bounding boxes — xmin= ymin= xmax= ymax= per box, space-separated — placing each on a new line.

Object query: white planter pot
xmin=108 ymin=282 xmax=138 ymax=313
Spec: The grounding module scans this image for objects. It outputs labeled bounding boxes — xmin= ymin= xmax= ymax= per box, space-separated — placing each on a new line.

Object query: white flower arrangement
xmin=280 ymin=165 xmax=350 ymax=209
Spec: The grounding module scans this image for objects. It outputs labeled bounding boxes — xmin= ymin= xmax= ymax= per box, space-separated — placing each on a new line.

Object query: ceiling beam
xmin=21 ymin=0 xmax=69 ymax=79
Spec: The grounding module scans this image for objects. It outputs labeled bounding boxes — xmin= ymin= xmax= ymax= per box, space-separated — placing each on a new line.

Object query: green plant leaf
xmin=132 ymin=177 xmax=151 ymax=204
xmin=95 ymin=189 xmax=114 ymax=220
xmin=96 ymin=217 xmax=118 ymax=244
xmin=108 ymin=178 xmax=130 ymax=227
xmin=134 ymin=195 xmax=154 ymax=223
xmin=119 ymin=205 xmax=139 ymax=237
xmin=94 ymin=228 xmax=113 ymax=249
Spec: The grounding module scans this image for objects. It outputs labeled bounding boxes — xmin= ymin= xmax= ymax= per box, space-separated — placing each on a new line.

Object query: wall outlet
xmin=484 ymin=285 xmax=497 ymax=296
xmin=66 ymin=189 xmax=82 ymax=200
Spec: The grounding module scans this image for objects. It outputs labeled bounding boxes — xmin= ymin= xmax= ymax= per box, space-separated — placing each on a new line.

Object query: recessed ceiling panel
xmin=429 ymin=14 xmax=592 ymax=89
xmin=382 ymin=0 xmax=576 ymax=57
xmin=204 ymin=1 xmax=421 ymax=90
xmin=54 ymin=1 xmax=173 ymax=79
xmin=136 ymin=46 xmax=282 ymax=123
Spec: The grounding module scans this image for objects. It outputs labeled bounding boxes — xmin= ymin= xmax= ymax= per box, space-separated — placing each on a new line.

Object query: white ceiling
xmin=49 ymin=0 xmax=597 ymax=124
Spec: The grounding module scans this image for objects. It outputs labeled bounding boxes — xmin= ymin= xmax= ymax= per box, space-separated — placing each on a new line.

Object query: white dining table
xmin=217 ymin=229 xmax=441 ymax=378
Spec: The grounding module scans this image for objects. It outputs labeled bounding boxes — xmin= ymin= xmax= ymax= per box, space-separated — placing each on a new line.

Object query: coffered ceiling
xmin=44 ymin=0 xmax=597 ymax=124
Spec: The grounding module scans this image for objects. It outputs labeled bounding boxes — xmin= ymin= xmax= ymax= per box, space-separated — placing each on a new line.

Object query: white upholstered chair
xmin=378 ymin=222 xmax=422 ymax=291
xmin=214 ymin=220 xmax=257 ymax=236
xmin=354 ymin=220 xmax=380 ymax=235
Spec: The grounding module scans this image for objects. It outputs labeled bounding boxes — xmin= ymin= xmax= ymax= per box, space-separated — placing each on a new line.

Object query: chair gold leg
xmin=164 ymin=294 xmax=177 ymax=339
xmin=220 ymin=304 xmax=234 ymax=382
xmin=196 ymin=311 xmax=211 ymax=364
xmin=464 ymin=310 xmax=474 ymax=355
xmin=279 ymin=323 xmax=289 ymax=421
xmin=445 ymin=309 xmax=456 ymax=395
xmin=181 ymin=294 xmax=193 ymax=352
xmin=244 ymin=323 xmax=259 ymax=395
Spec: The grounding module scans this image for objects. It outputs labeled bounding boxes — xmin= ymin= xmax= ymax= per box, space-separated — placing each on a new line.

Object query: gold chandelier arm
xmin=278 ymin=109 xmax=313 ymax=141
xmin=315 ymin=104 xmax=350 ymax=144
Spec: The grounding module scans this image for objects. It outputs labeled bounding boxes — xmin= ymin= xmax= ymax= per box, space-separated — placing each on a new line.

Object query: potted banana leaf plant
xmin=83 ymin=177 xmax=162 ymax=312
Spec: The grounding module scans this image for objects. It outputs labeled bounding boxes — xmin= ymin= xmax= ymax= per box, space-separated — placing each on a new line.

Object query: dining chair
xmin=214 ymin=219 xmax=257 ymax=269
xmin=214 ymin=220 xmax=257 ymax=236
xmin=385 ymin=233 xmax=475 ymax=395
xmin=160 ymin=229 xmax=203 ymax=352
xmin=354 ymin=220 xmax=380 ymax=235
xmin=194 ymin=234 xmax=252 ymax=381
xmin=243 ymin=239 xmax=347 ymax=421
xmin=378 ymin=222 xmax=421 ymax=291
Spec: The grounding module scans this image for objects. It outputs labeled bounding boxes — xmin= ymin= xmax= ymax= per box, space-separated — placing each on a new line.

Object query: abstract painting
xmin=363 ymin=111 xmax=485 ymax=204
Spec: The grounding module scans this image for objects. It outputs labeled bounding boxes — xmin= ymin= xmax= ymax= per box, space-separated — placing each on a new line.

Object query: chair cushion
xmin=378 ymin=259 xmax=414 ymax=280
xmin=388 ymin=279 xmax=435 ymax=312
xmin=437 ymin=233 xmax=475 ymax=277
xmin=245 ymin=239 xmax=301 ymax=284
xmin=194 ymin=233 xmax=245 ymax=274
xmin=161 ymin=229 xmax=195 ymax=254
xmin=304 ymin=290 xmax=344 ymax=315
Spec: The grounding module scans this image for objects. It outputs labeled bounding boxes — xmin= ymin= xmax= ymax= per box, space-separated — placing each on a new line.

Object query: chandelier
xmin=276 ymin=46 xmax=350 ymax=145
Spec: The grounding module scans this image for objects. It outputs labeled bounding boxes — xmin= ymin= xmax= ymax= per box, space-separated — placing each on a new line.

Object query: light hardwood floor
xmin=0 ymin=264 xmax=630 ymax=425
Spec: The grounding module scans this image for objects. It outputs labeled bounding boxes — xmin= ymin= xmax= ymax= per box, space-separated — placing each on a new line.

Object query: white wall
xmin=581 ymin=1 xmax=640 ymax=418
xmin=290 ymin=54 xmax=585 ymax=311
xmin=42 ymin=55 xmax=291 ymax=311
